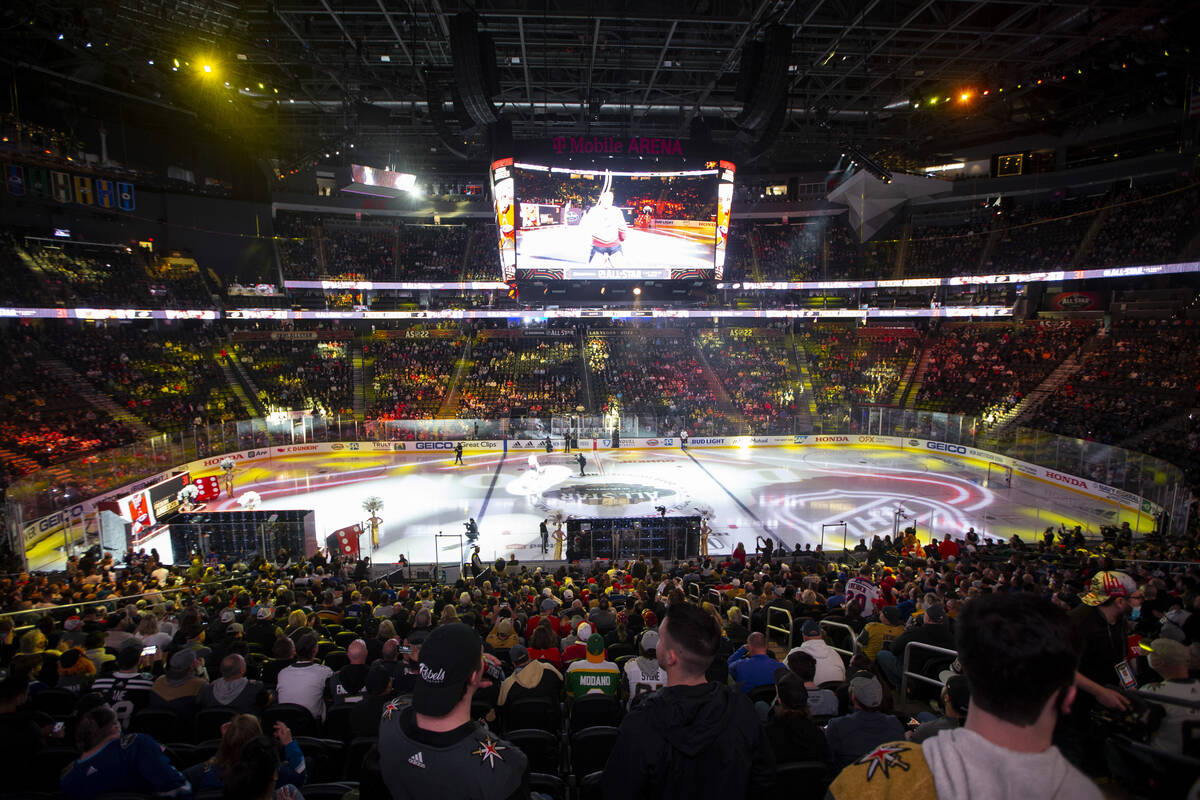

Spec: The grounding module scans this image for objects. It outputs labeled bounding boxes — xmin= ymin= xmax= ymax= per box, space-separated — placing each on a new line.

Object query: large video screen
xmin=499 ymin=161 xmax=735 ymax=281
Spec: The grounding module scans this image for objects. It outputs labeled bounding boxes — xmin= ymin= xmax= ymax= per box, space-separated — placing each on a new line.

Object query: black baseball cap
xmin=413 ymin=623 xmax=483 ymax=716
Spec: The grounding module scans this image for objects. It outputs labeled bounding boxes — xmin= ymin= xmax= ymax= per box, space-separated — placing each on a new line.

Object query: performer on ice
xmin=528 ymin=453 xmax=541 ymax=474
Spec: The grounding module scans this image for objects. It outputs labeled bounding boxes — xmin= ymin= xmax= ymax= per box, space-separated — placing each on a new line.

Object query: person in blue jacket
xmin=185 ymin=714 xmax=306 ymax=791
xmin=60 ymin=703 xmax=191 ymax=800
xmin=727 ymin=631 xmax=786 ymax=693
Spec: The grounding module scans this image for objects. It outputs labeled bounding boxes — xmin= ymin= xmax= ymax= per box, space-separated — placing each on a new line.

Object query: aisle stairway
xmin=1070 ymin=206 xmax=1112 ymax=268
xmin=691 ymin=339 xmax=749 ymax=433
xmin=975 ymin=228 xmax=1003 ymax=272
xmin=39 ymin=359 xmax=159 ymax=439
xmin=351 ymin=344 xmax=366 ymax=418
xmin=790 ymin=335 xmax=819 ymax=430
xmin=0 ymin=445 xmax=43 ymax=476
xmin=990 ymin=353 xmax=1084 ymax=434
xmin=578 ymin=330 xmax=594 ymax=412
xmin=437 ymin=336 xmax=473 ymax=417
xmin=783 ymin=330 xmax=813 ymax=431
xmin=890 ymin=354 xmax=919 ymax=406
xmin=900 ymin=342 xmax=935 ymax=409
xmin=216 ymin=347 xmax=265 ymax=417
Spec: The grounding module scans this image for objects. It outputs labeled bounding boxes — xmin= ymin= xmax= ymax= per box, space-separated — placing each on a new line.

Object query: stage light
xmin=57 ymin=33 xmax=63 ymax=40
xmin=633 ymin=287 xmax=642 ymax=296
xmin=148 ymin=60 xmax=154 ymax=65
xmin=959 ymin=92 xmax=971 ymax=102
xmin=203 ymin=64 xmax=212 ymax=73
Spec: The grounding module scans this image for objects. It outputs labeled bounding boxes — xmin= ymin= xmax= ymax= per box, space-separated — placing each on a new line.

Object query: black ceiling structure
xmin=3 ymin=0 xmax=1198 ymax=176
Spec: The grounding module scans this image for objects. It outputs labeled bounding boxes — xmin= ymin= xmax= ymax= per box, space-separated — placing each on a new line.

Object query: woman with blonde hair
xmin=284 ymin=609 xmax=309 ymax=637
xmin=185 ymin=713 xmax=307 ymax=792
xmin=438 ymin=604 xmax=459 ymax=625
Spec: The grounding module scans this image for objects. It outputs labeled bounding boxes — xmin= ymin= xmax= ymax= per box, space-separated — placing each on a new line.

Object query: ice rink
xmin=150 ymin=443 xmax=1154 ymax=566
xmin=515 ymin=224 xmax=714 ymax=272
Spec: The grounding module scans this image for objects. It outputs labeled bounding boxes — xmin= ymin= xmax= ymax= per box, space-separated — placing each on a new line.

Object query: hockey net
xmin=986 ymin=462 xmax=1013 ymax=489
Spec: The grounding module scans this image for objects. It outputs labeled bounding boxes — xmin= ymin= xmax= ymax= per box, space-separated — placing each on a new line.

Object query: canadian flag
xmin=327 ymin=523 xmax=363 ymax=559
xmin=193 ymin=475 xmax=222 ymax=502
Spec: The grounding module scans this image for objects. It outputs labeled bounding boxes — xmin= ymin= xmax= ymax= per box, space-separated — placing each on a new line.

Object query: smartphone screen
xmin=1114 ymin=661 xmax=1136 ymax=691
xmin=141 ymin=645 xmax=157 ymax=657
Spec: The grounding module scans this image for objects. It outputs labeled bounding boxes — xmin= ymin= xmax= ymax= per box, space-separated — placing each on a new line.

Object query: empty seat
xmin=775 ymin=761 xmax=833 ymax=797
xmin=263 ymin=703 xmax=320 ymax=738
xmin=570 ymin=726 xmax=619 ymax=778
xmin=504 ymin=728 xmax=559 ymax=774
xmin=293 ymin=737 xmax=345 ymax=783
xmin=502 ymin=696 xmax=560 ymax=734
xmin=194 ymin=707 xmax=238 ymax=744
xmin=131 ymin=709 xmax=188 ymax=744
xmin=570 ymin=694 xmax=621 ymax=733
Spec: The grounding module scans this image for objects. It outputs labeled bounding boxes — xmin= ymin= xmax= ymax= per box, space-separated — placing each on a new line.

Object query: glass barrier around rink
xmin=5 ymin=407 xmax=1191 ymax=538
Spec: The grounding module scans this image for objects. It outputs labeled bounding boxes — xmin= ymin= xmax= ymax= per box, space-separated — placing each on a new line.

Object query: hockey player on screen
xmin=582 ymin=176 xmax=627 ymax=266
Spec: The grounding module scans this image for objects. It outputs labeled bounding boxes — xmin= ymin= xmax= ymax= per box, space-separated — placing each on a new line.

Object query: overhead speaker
xmin=450 ymin=11 xmax=500 ymax=128
xmin=734 ymin=40 xmax=763 ymax=103
xmin=425 ymin=78 xmax=470 ymax=160
xmin=734 ymin=92 xmax=787 ymax=164
xmin=736 ymin=25 xmax=792 ymax=133
xmin=488 ymin=116 xmax=513 ymax=159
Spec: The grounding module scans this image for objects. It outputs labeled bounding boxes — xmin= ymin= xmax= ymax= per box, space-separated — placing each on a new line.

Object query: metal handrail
xmin=766 ymin=607 xmax=794 ymax=649
xmin=899 ymin=640 xmax=958 ymax=699
xmin=0 ymin=575 xmax=245 ymax=630
xmin=734 ymin=595 xmax=751 ymax=618
xmin=1131 ymin=689 xmax=1200 ymax=710
xmin=818 ymin=619 xmax=862 ymax=663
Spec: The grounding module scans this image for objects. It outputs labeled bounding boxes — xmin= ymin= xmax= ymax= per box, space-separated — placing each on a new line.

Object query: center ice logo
xmin=544 ymin=482 xmax=676 ymax=506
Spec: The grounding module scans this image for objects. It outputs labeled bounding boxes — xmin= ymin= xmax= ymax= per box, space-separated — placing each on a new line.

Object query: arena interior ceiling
xmin=3 ymin=1 xmax=1199 ymax=172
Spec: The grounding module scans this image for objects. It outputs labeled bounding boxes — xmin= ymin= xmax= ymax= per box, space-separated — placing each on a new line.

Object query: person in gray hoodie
xmin=198 ymin=654 xmax=270 ymax=715
xmin=826 ymin=592 xmax=1100 ymax=799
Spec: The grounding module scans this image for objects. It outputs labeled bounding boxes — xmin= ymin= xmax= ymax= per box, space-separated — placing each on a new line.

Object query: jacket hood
xmin=642 ymin=682 xmax=740 ymax=757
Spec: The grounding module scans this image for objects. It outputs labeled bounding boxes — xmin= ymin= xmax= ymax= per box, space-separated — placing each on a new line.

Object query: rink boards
xmin=22 ymin=433 xmax=1158 ymax=559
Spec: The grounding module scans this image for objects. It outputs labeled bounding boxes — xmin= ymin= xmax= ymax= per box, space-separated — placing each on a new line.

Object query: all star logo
xmin=543 ymin=482 xmax=676 ymax=506
xmin=472 ymin=736 xmax=507 ymax=768
xmin=408 ymin=751 xmax=426 ymax=769
xmin=382 ymin=696 xmax=405 ymax=719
